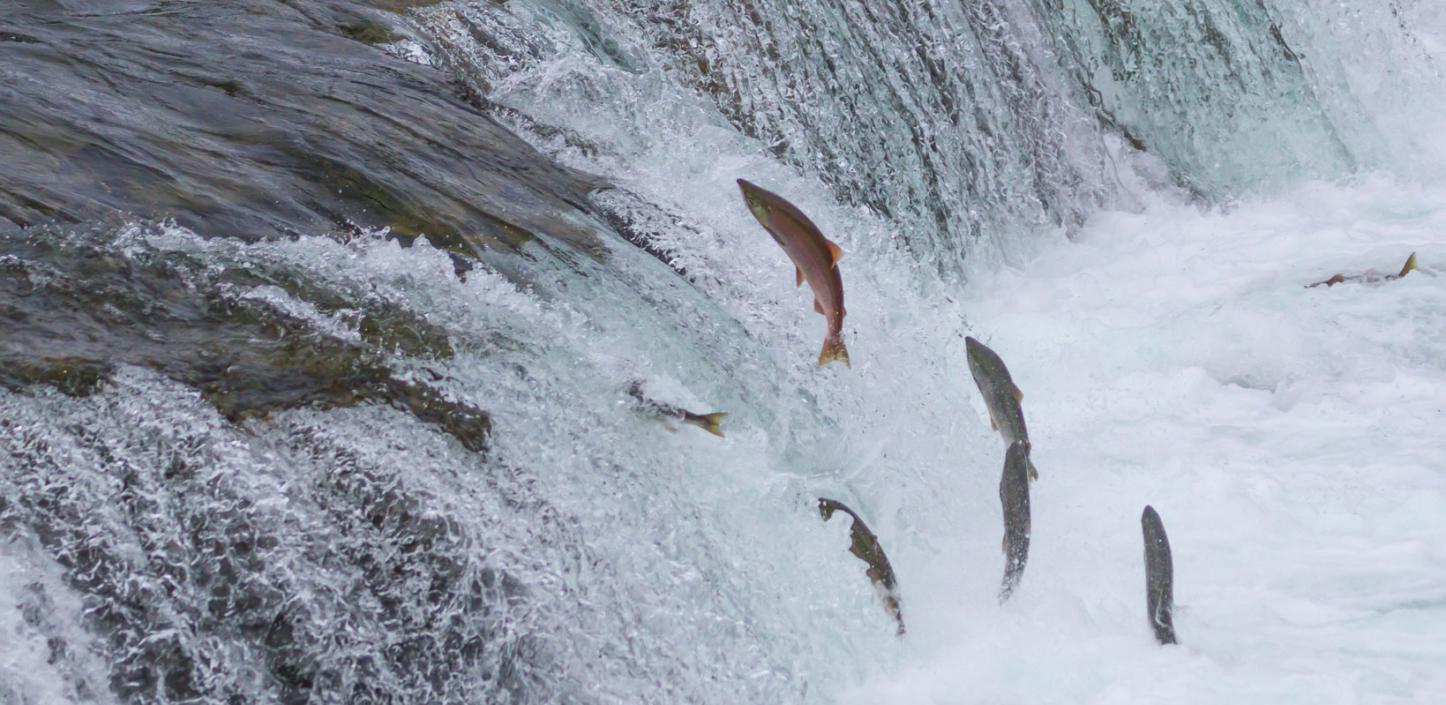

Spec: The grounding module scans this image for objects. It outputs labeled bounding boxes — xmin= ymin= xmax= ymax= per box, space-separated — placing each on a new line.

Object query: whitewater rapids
xmin=844 ymin=177 xmax=1446 ymax=704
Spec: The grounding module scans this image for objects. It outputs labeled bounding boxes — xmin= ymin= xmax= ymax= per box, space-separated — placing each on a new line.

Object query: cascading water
xmin=3 ymin=1 xmax=1444 ymax=704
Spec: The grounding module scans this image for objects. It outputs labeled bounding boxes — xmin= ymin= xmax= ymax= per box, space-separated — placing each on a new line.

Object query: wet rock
xmin=0 ymin=230 xmax=488 ymax=455
xmin=0 ymin=0 xmax=603 ymax=258
xmin=339 ymin=19 xmax=402 ymax=46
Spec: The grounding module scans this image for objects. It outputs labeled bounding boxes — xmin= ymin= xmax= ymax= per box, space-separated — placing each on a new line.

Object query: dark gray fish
xmin=626 ymin=381 xmax=726 ymax=437
xmin=818 ymin=498 xmax=905 ymax=635
xmin=998 ymin=441 xmax=1032 ymax=603
xmin=1142 ymin=505 xmax=1178 ymax=645
xmin=965 ymin=336 xmax=1038 ymax=480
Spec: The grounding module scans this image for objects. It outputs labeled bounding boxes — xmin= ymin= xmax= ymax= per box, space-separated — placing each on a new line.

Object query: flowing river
xmin=2 ymin=1 xmax=1445 ymax=703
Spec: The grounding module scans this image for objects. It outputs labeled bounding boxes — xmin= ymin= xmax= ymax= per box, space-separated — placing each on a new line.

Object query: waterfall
xmin=1 ymin=1 xmax=1442 ymax=703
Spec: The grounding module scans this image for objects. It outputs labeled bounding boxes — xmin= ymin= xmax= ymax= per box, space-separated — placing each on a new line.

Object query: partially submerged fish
xmin=1141 ymin=505 xmax=1178 ymax=645
xmin=737 ymin=179 xmax=849 ymax=367
xmin=965 ymin=336 xmax=1038 ymax=480
xmin=998 ymin=441 xmax=1032 ymax=603
xmin=625 ymin=381 xmax=726 ymax=437
xmin=818 ymin=498 xmax=905 ymax=635
xmin=1307 ymin=252 xmax=1418 ymax=288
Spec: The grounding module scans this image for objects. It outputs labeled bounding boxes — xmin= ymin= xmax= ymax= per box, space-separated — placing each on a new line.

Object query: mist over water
xmin=2 ymin=1 xmax=1445 ymax=703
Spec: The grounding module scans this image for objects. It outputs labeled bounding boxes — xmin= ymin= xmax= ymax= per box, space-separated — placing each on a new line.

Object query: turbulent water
xmin=2 ymin=1 xmax=1444 ymax=703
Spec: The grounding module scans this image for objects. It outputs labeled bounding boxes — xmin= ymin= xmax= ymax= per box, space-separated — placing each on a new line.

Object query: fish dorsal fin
xmin=796 ymin=266 xmax=805 ymax=287
xmin=1399 ymin=252 xmax=1418 ymax=278
xmin=813 ymin=298 xmax=825 ymax=314
xmin=826 ymin=239 xmax=844 ymax=266
xmin=1012 ymin=385 xmax=1024 ymax=403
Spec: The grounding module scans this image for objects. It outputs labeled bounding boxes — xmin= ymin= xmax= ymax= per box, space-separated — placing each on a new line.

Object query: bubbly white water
xmin=412 ymin=0 xmax=1446 ymax=698
xmin=843 ymin=178 xmax=1446 ymax=704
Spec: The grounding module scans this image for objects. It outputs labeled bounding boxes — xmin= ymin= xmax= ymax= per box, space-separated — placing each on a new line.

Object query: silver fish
xmin=626 ymin=381 xmax=727 ymax=437
xmin=1142 ymin=505 xmax=1178 ymax=645
xmin=966 ymin=336 xmax=1038 ymax=480
xmin=998 ymin=441 xmax=1032 ymax=603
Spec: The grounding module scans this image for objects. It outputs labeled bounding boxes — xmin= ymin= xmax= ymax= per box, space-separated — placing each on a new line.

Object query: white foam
xmin=840 ymin=176 xmax=1446 ymax=704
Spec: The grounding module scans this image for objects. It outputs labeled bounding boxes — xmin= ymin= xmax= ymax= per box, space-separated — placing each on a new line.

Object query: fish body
xmin=737 ymin=179 xmax=849 ymax=367
xmin=818 ymin=498 xmax=905 ymax=635
xmin=998 ymin=441 xmax=1032 ymax=603
xmin=1308 ymin=252 xmax=1418 ymax=288
xmin=626 ymin=381 xmax=727 ymax=437
xmin=1141 ymin=505 xmax=1178 ymax=645
xmin=965 ymin=336 xmax=1038 ymax=480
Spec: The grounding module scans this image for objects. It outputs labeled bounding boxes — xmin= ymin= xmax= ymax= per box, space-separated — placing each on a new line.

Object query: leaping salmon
xmin=626 ymin=381 xmax=727 ymax=437
xmin=1141 ymin=505 xmax=1178 ymax=645
xmin=737 ymin=179 xmax=849 ymax=367
xmin=818 ymin=498 xmax=905 ymax=635
xmin=965 ymin=336 xmax=1038 ymax=480
xmin=998 ymin=441 xmax=1032 ymax=603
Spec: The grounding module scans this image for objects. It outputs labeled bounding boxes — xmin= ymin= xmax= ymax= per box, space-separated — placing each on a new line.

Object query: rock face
xmin=0 ymin=4 xmax=626 ymax=703
xmin=0 ymin=0 xmax=603 ymax=256
xmin=0 ymin=0 xmax=630 ymax=450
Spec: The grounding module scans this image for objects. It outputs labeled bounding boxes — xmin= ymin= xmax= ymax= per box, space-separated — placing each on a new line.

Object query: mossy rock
xmin=1 ymin=234 xmax=488 ymax=455
xmin=0 ymin=358 xmax=112 ymax=398
xmin=338 ymin=21 xmax=401 ymax=46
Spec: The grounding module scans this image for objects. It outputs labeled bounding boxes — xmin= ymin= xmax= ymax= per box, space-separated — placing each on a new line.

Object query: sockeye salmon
xmin=737 ymin=179 xmax=849 ymax=367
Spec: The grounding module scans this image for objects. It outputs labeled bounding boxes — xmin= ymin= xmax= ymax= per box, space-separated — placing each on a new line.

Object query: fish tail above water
xmin=1141 ymin=505 xmax=1178 ymax=645
xmin=1399 ymin=252 xmax=1419 ymax=278
xmin=818 ymin=334 xmax=850 ymax=368
xmin=688 ymin=412 xmax=727 ymax=437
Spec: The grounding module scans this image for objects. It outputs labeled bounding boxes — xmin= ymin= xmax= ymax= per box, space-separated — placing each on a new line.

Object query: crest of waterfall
xmin=414 ymin=0 xmax=1118 ymax=271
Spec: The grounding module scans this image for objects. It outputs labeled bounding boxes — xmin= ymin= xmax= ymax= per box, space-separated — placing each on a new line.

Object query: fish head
xmin=964 ymin=336 xmax=995 ymax=387
xmin=737 ymin=179 xmax=773 ymax=225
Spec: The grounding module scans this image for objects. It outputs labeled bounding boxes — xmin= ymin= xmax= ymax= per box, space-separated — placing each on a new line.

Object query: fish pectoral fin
xmin=826 ymin=239 xmax=844 ymax=266
xmin=1012 ymin=384 xmax=1024 ymax=403
xmin=796 ymin=266 xmax=806 ymax=287
xmin=813 ymin=298 xmax=825 ymax=314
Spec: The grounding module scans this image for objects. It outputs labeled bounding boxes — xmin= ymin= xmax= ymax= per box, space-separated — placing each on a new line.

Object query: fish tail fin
xmin=696 ymin=412 xmax=727 ymax=437
xmin=818 ymin=335 xmax=850 ymax=368
xmin=1399 ymin=252 xmax=1418 ymax=278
